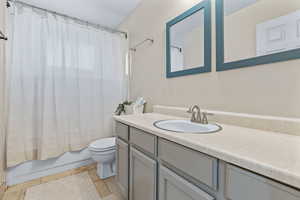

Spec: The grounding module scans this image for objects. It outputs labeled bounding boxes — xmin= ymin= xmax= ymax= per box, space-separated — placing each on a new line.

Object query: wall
xmin=119 ymin=0 xmax=300 ymax=118
xmin=0 ymin=0 xmax=6 ymax=193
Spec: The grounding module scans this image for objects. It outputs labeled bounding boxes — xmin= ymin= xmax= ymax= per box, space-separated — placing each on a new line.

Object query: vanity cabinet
xmin=116 ymin=122 xmax=129 ymax=142
xmin=158 ymin=138 xmax=218 ymax=190
xmin=130 ymin=147 xmax=157 ymax=200
xmin=225 ymin=165 xmax=300 ymax=200
xmin=130 ymin=127 xmax=156 ymax=156
xmin=116 ymin=138 xmax=129 ymax=200
xmin=115 ymin=121 xmax=300 ymax=200
xmin=159 ymin=166 xmax=215 ymax=200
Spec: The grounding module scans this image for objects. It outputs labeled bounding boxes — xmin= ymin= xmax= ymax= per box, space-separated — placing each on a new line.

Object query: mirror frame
xmin=166 ymin=0 xmax=211 ymax=78
xmin=216 ymin=0 xmax=300 ymax=71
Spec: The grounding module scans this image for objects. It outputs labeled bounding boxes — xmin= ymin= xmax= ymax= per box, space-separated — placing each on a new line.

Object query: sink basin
xmin=153 ymin=120 xmax=222 ymax=134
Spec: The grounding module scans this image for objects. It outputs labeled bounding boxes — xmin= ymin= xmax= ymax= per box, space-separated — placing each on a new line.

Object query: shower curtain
xmin=0 ymin=0 xmax=7 ymax=186
xmin=6 ymin=3 xmax=128 ymax=167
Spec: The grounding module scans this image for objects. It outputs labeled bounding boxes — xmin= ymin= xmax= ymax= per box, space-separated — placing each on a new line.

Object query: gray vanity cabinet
xmin=129 ymin=147 xmax=157 ymax=200
xmin=158 ymin=138 xmax=218 ymax=190
xmin=115 ymin=120 xmax=300 ymax=200
xmin=116 ymin=122 xmax=129 ymax=141
xmin=159 ymin=166 xmax=215 ymax=200
xmin=225 ymin=165 xmax=300 ymax=200
xmin=116 ymin=138 xmax=129 ymax=200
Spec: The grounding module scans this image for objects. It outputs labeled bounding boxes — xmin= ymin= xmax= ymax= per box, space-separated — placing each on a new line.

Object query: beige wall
xmin=0 ymin=0 xmax=6 ymax=186
xmin=120 ymin=0 xmax=300 ymax=118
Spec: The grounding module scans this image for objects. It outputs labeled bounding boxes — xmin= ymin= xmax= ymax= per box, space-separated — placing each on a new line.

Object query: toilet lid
xmin=89 ymin=137 xmax=116 ymax=151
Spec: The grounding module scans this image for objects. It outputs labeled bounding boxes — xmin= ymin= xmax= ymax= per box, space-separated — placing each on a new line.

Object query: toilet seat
xmin=88 ymin=137 xmax=116 ymax=152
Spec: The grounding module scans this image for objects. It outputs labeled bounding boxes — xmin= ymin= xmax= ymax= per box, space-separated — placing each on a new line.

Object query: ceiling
xmin=21 ymin=0 xmax=142 ymax=28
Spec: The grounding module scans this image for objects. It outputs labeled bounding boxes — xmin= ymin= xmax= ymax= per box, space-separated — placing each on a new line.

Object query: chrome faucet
xmin=187 ymin=105 xmax=202 ymax=123
xmin=187 ymin=105 xmax=214 ymax=124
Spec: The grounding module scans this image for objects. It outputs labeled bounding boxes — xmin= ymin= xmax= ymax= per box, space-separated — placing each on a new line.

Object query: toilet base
xmin=97 ymin=161 xmax=116 ymax=179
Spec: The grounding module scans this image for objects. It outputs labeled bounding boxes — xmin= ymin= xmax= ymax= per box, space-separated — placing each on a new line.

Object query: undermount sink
xmin=153 ymin=119 xmax=222 ymax=134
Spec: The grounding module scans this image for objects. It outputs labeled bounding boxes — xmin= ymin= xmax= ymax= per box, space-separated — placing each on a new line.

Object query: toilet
xmin=88 ymin=137 xmax=116 ymax=179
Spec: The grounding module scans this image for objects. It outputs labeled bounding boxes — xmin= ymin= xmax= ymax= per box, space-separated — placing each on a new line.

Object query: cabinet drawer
xmin=158 ymin=139 xmax=218 ymax=190
xmin=225 ymin=165 xmax=300 ymax=200
xmin=159 ymin=166 xmax=215 ymax=200
xmin=116 ymin=121 xmax=129 ymax=141
xmin=130 ymin=127 xmax=156 ymax=155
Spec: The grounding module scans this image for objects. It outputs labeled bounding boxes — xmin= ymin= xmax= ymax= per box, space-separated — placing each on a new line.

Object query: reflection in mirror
xmin=224 ymin=0 xmax=300 ymax=62
xmin=170 ymin=10 xmax=204 ymax=72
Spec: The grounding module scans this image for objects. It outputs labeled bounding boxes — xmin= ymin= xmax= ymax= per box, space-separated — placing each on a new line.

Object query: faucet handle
xmin=202 ymin=112 xmax=214 ymax=124
xmin=187 ymin=106 xmax=193 ymax=113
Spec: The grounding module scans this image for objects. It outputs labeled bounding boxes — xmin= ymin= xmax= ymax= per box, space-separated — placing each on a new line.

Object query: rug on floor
xmin=24 ymin=172 xmax=101 ymax=200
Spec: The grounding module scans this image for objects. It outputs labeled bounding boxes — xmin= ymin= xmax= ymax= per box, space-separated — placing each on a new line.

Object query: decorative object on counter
xmin=115 ymin=101 xmax=133 ymax=116
xmin=124 ymin=97 xmax=146 ymax=115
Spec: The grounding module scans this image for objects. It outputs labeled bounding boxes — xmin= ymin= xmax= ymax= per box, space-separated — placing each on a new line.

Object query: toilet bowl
xmin=88 ymin=137 xmax=116 ymax=179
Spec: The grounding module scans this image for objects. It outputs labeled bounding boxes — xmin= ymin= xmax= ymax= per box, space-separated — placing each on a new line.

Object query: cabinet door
xmin=130 ymin=147 xmax=157 ymax=200
xmin=159 ymin=166 xmax=215 ymax=200
xmin=116 ymin=138 xmax=129 ymax=200
xmin=225 ymin=165 xmax=300 ymax=200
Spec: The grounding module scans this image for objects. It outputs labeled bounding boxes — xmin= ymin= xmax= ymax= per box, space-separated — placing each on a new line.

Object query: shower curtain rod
xmin=7 ymin=0 xmax=128 ymax=38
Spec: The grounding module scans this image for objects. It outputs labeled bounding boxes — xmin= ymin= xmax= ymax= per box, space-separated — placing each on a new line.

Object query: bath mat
xmin=25 ymin=172 xmax=101 ymax=200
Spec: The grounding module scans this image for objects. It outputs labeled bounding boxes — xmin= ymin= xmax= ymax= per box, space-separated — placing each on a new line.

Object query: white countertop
xmin=114 ymin=113 xmax=300 ymax=189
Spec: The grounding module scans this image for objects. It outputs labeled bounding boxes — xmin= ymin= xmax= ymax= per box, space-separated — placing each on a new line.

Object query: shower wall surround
xmin=119 ymin=0 xmax=300 ymax=118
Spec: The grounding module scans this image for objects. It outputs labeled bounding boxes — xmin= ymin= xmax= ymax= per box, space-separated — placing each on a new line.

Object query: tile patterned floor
xmin=2 ymin=164 xmax=123 ymax=200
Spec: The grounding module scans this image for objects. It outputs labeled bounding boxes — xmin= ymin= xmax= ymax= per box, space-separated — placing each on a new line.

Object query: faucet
xmin=187 ymin=105 xmax=214 ymax=124
xmin=187 ymin=105 xmax=202 ymax=123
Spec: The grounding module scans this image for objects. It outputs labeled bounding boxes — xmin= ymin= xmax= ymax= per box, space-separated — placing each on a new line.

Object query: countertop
xmin=114 ymin=113 xmax=300 ymax=189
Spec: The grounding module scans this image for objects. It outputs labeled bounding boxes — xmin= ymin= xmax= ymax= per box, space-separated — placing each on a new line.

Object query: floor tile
xmin=3 ymin=190 xmax=25 ymax=200
xmin=94 ymin=179 xmax=111 ymax=198
xmin=7 ymin=179 xmax=41 ymax=193
xmin=25 ymin=172 xmax=100 ymax=200
xmin=88 ymin=169 xmax=100 ymax=182
xmin=3 ymin=165 xmax=120 ymax=200
xmin=41 ymin=170 xmax=73 ymax=183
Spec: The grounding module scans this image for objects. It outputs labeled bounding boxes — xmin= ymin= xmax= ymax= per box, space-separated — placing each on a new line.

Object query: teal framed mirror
xmin=216 ymin=0 xmax=300 ymax=71
xmin=166 ymin=0 xmax=211 ymax=78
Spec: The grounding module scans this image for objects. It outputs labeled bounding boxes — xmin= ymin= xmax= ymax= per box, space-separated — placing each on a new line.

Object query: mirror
xmin=216 ymin=0 xmax=300 ymax=71
xmin=166 ymin=0 xmax=211 ymax=78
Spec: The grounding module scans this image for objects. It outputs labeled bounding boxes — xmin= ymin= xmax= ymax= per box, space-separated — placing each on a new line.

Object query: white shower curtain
xmin=6 ymin=3 xmax=128 ymax=167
